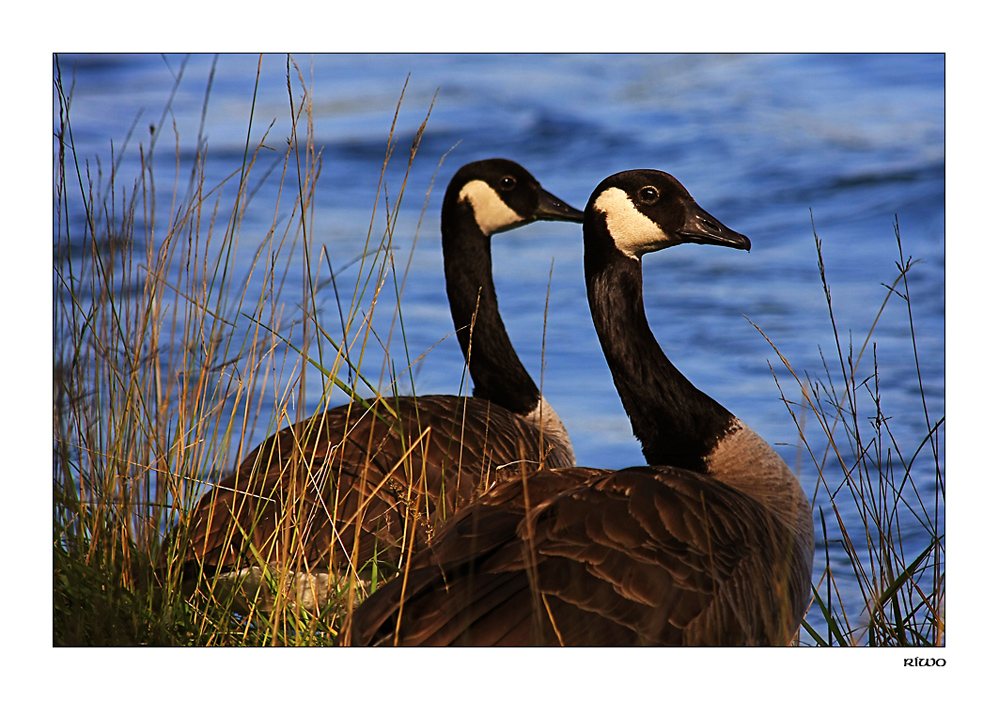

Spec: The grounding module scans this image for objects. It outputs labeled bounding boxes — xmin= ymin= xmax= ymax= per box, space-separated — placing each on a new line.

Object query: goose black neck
xmin=442 ymin=199 xmax=541 ymax=417
xmin=584 ymin=238 xmax=736 ymax=471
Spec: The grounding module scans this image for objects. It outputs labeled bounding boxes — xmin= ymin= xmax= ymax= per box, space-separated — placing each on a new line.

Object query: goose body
xmin=349 ymin=170 xmax=815 ymax=645
xmin=174 ymin=160 xmax=582 ymax=612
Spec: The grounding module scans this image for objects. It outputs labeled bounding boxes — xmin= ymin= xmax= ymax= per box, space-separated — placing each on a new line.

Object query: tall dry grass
xmin=755 ymin=220 xmax=944 ymax=646
xmin=53 ymin=55 xmax=439 ymax=645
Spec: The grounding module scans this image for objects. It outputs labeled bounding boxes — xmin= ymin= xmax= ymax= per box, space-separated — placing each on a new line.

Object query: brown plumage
xmin=348 ymin=169 xmax=814 ymax=645
xmin=350 ymin=427 xmax=813 ymax=645
xmin=170 ymin=160 xmax=582 ymax=611
xmin=182 ymin=395 xmax=577 ymax=611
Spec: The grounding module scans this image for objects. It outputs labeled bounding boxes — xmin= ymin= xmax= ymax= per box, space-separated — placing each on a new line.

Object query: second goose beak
xmin=681 ymin=202 xmax=751 ymax=251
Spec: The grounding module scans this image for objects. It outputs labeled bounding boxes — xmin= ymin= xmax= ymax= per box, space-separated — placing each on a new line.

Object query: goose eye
xmin=499 ymin=176 xmax=517 ymax=191
xmin=637 ymin=186 xmax=659 ymax=204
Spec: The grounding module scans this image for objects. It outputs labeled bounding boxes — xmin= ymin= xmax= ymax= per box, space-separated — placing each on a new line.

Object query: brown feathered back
xmin=181 ymin=395 xmax=575 ymax=603
xmin=350 ymin=453 xmax=811 ymax=646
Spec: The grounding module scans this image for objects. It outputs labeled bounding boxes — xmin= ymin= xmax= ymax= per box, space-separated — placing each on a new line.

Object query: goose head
xmin=585 ymin=169 xmax=750 ymax=259
xmin=445 ymin=158 xmax=584 ymax=236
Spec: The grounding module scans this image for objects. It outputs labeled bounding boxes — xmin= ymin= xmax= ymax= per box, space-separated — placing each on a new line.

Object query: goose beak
xmin=681 ymin=202 xmax=751 ymax=251
xmin=534 ymin=188 xmax=586 ymax=224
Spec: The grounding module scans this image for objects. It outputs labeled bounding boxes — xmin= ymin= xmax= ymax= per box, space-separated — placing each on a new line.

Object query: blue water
xmin=54 ymin=53 xmax=944 ymax=644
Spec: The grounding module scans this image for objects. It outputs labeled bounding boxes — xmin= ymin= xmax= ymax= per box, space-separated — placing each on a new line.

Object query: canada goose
xmin=349 ymin=169 xmax=815 ymax=645
xmin=174 ymin=159 xmax=582 ymax=612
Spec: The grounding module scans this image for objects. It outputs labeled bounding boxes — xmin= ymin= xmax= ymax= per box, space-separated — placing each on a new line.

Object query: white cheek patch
xmin=593 ymin=187 xmax=665 ymax=258
xmin=460 ymin=180 xmax=523 ymax=235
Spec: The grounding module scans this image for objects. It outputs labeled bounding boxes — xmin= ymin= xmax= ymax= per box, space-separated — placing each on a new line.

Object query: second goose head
xmin=585 ymin=168 xmax=749 ymax=260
